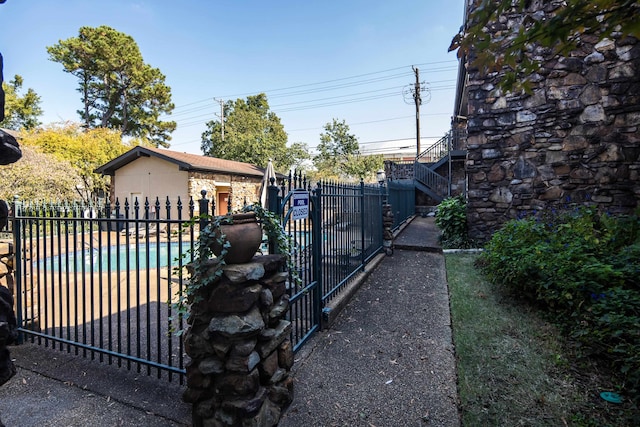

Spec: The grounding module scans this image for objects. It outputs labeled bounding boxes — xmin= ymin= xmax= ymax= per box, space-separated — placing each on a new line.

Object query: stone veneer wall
xmin=230 ymin=181 xmax=261 ymax=210
xmin=464 ymin=1 xmax=640 ymax=242
xmin=189 ymin=172 xmax=262 ymax=214
xmin=182 ymin=254 xmax=293 ymax=426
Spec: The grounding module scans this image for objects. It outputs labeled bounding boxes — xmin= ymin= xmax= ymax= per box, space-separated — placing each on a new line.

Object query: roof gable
xmin=95 ymin=146 xmax=267 ymax=178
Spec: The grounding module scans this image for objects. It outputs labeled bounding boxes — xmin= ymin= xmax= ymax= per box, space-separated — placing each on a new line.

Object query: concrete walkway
xmin=279 ymin=216 xmax=460 ymax=426
xmin=0 ymin=343 xmax=190 ymax=426
xmin=0 ymin=216 xmax=459 ymax=427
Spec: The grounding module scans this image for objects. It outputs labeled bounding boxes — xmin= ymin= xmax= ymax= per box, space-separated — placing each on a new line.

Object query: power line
xmin=359 ymin=136 xmax=446 ymax=145
xmin=361 ymin=146 xmax=414 ymax=154
xmin=286 ymin=112 xmax=450 ymax=133
xmin=170 ymin=138 xmax=201 ymax=147
xmin=162 ymin=62 xmax=460 ymax=151
xmin=164 ymin=82 xmax=455 ymax=123
xmin=166 ymin=78 xmax=456 ymax=121
xmin=164 ymin=62 xmax=457 ymax=116
xmin=212 ymin=61 xmax=457 ymax=100
xmin=271 ymin=85 xmax=454 ymax=113
xmin=271 ymin=85 xmax=405 ymax=108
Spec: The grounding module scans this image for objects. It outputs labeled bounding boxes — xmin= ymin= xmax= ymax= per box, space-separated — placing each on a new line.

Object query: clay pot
xmin=211 ymin=212 xmax=263 ymax=264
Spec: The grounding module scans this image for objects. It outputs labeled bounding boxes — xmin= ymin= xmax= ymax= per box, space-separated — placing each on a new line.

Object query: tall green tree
xmin=47 ymin=25 xmax=176 ymax=147
xmin=313 ymin=118 xmax=383 ymax=181
xmin=0 ymin=75 xmax=42 ymax=130
xmin=450 ymin=0 xmax=640 ymax=91
xmin=201 ymin=94 xmax=305 ymax=171
xmin=284 ymin=141 xmax=313 ymax=173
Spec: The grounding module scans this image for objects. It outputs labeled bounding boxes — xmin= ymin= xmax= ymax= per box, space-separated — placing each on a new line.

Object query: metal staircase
xmin=387 ymin=130 xmax=467 ymax=203
xmin=414 ymin=162 xmax=449 ymax=202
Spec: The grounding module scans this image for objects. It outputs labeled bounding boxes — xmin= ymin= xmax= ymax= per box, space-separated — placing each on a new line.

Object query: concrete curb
xmin=321 ymin=252 xmax=387 ymax=329
xmin=442 ymin=248 xmax=484 ymax=254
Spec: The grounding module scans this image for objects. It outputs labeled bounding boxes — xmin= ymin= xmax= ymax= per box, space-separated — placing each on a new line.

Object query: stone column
xmin=382 ymin=204 xmax=394 ymax=255
xmin=183 ymin=254 xmax=294 ymax=427
xmin=0 ymin=241 xmax=14 ymax=294
xmin=0 ymin=240 xmax=17 ymax=391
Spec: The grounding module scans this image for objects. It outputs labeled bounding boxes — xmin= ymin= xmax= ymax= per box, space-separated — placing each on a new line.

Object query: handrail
xmin=416 ymin=133 xmax=449 ymax=163
xmin=384 ymin=128 xmax=468 ymax=200
xmin=414 ymin=161 xmax=449 ymax=200
xmin=416 ymin=129 xmax=468 ymax=163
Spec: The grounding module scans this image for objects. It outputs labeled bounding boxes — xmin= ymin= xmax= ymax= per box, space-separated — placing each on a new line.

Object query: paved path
xmin=279 ymin=216 xmax=460 ymax=426
xmin=0 ymin=216 xmax=459 ymax=427
xmin=0 ymin=343 xmax=190 ymax=426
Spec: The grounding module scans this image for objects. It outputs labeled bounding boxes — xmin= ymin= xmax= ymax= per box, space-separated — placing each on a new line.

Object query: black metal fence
xmin=11 ymin=176 xmax=414 ymax=379
xmin=387 ymin=180 xmax=416 ymax=231
xmin=13 ymin=197 xmax=194 ymax=383
xmin=318 ymin=180 xmax=383 ymax=304
xmin=268 ymin=174 xmax=388 ymax=351
xmin=267 ymin=173 xmax=322 ymax=352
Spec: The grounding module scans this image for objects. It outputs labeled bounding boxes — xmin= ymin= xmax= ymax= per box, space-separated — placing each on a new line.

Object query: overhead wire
xmin=163 ymin=61 xmax=457 ymax=121
xmin=163 ymin=61 xmax=460 ymax=151
xmin=208 ymin=60 xmax=456 ymax=100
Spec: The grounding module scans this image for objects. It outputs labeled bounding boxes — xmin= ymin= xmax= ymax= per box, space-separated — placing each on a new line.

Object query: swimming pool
xmin=37 ymin=242 xmax=188 ymax=273
xmin=37 ymin=230 xmax=314 ymax=273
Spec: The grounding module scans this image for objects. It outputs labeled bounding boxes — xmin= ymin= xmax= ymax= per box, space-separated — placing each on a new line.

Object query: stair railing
xmin=414 ymin=161 xmax=449 ymax=200
xmin=416 ymin=132 xmax=450 ymax=163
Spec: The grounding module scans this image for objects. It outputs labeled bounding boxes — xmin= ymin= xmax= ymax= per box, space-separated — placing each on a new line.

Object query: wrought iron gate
xmin=267 ymin=174 xmax=322 ymax=351
xmin=12 ymin=198 xmax=190 ymax=382
xmin=268 ymin=173 xmax=386 ymax=351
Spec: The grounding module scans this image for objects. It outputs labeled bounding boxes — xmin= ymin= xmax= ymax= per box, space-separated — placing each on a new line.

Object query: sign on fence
xmin=291 ymin=190 xmax=309 ymax=221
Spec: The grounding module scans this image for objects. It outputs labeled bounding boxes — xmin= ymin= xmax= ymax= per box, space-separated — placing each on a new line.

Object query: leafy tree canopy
xmin=450 ymin=0 xmax=640 ymax=91
xmin=19 ymin=123 xmax=133 ymax=202
xmin=0 ymin=75 xmax=42 ymax=130
xmin=284 ymin=141 xmax=313 ymax=174
xmin=47 ymin=25 xmax=176 ymax=147
xmin=313 ymin=118 xmax=383 ymax=182
xmin=0 ymin=145 xmax=82 ymax=201
xmin=201 ymin=93 xmax=308 ymax=171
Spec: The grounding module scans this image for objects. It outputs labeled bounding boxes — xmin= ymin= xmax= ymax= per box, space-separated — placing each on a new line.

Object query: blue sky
xmin=1 ymin=0 xmax=464 ymax=157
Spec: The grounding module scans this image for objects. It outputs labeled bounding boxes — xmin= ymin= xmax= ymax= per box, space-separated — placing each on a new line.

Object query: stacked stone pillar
xmin=0 ymin=241 xmax=14 ymax=294
xmin=0 ymin=240 xmax=17 ymax=391
xmin=183 ymin=254 xmax=294 ymax=427
xmin=382 ymin=204 xmax=394 ymax=255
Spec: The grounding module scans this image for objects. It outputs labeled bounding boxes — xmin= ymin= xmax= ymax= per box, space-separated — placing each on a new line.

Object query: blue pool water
xmin=37 ymin=242 xmax=186 ymax=273
xmin=38 ymin=231 xmax=314 ymax=273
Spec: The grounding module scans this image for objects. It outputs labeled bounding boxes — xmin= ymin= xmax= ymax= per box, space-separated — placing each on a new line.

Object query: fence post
xmin=311 ymin=182 xmax=323 ymax=329
xmin=359 ymin=179 xmax=365 ymax=266
xmin=267 ymin=178 xmax=280 ymax=215
xmin=266 ymin=178 xmax=280 ymax=254
xmin=198 ymin=189 xmax=209 ymax=230
xmin=10 ymin=196 xmax=23 ymax=343
xmin=382 ymin=185 xmax=394 ymax=257
xmin=448 ymin=130 xmax=452 ymax=197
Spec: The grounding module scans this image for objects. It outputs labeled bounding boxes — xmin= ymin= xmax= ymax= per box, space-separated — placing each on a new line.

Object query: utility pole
xmin=215 ymin=98 xmax=225 ymax=141
xmin=403 ymin=67 xmax=430 ymax=158
xmin=413 ymin=66 xmax=421 ymax=157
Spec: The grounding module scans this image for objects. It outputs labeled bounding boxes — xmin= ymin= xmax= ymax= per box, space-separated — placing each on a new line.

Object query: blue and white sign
xmin=291 ymin=190 xmax=309 ymax=221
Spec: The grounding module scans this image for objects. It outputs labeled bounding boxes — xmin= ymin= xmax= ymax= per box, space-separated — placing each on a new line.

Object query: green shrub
xmin=478 ymin=207 xmax=640 ymax=401
xmin=435 ymin=195 xmax=469 ymax=248
xmin=575 ymin=287 xmax=640 ymax=398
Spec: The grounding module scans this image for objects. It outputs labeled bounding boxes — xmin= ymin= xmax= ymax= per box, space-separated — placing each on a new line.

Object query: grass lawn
xmin=445 ymin=253 xmax=639 ymax=427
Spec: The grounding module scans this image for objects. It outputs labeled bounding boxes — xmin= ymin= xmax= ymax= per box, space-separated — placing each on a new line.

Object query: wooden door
xmin=217 ymin=192 xmax=229 ymax=215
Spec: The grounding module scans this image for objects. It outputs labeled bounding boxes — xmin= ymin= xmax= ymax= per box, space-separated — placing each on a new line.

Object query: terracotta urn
xmin=211 ymin=212 xmax=263 ymax=264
